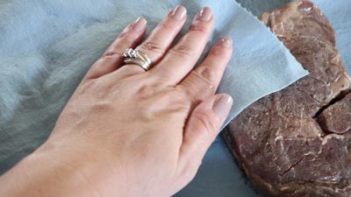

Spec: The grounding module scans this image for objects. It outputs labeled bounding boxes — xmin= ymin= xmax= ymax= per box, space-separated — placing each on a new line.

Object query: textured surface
xmin=225 ymin=1 xmax=351 ymax=196
xmin=0 ymin=0 xmax=350 ymax=197
xmin=0 ymin=0 xmax=309 ymax=197
xmin=318 ymin=94 xmax=351 ymax=135
xmin=313 ymin=0 xmax=351 ymax=74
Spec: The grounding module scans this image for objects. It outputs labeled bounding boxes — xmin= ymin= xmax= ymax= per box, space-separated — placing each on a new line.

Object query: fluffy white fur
xmin=0 ymin=0 xmax=171 ymax=123
xmin=0 ymin=0 xmax=176 ymax=173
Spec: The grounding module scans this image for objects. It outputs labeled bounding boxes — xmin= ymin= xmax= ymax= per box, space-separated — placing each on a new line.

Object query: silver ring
xmin=123 ymin=48 xmax=152 ymax=71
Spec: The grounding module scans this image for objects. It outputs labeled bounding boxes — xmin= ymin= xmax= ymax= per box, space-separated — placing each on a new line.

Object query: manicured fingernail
xmin=218 ymin=37 xmax=232 ymax=48
xmin=196 ymin=7 xmax=212 ymax=22
xmin=170 ymin=5 xmax=187 ymax=20
xmin=131 ymin=17 xmax=147 ymax=32
xmin=212 ymin=95 xmax=233 ymax=122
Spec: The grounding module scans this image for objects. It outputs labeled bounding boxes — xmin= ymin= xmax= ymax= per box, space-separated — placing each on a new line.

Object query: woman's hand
xmin=0 ymin=5 xmax=233 ymax=197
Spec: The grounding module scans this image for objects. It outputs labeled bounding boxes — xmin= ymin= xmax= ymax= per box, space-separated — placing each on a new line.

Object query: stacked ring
xmin=123 ymin=48 xmax=152 ymax=71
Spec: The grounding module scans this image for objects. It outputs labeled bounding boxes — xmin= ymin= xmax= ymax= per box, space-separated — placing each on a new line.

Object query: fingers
xmin=83 ymin=17 xmax=147 ymax=80
xmin=175 ymin=94 xmax=233 ymax=189
xmin=137 ymin=5 xmax=187 ymax=63
xmin=150 ymin=7 xmax=214 ymax=86
xmin=179 ymin=37 xmax=233 ymax=102
xmin=110 ymin=5 xmax=188 ymax=78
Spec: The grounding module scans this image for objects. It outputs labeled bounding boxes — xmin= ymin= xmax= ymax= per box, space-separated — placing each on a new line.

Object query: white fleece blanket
xmin=0 ymin=0 xmax=349 ymax=196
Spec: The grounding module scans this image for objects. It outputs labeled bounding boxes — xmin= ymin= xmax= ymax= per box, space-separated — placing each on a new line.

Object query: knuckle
xmin=118 ymin=30 xmax=129 ymax=39
xmin=119 ymin=29 xmax=137 ymax=41
xmin=137 ymin=85 xmax=156 ymax=99
xmin=190 ymin=23 xmax=209 ymax=34
xmin=139 ymin=41 xmax=163 ymax=54
xmin=80 ymin=78 xmax=115 ymax=99
xmin=151 ymin=87 xmax=191 ymax=113
xmin=194 ymin=110 xmax=218 ymax=133
xmin=170 ymin=88 xmax=191 ymax=107
xmin=102 ymin=51 xmax=121 ymax=60
xmin=193 ymin=66 xmax=216 ymax=85
xmin=182 ymin=69 xmax=216 ymax=95
xmin=169 ymin=45 xmax=194 ymax=58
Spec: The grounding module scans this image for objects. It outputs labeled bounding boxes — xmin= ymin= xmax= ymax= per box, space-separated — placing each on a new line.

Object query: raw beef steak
xmin=223 ymin=1 xmax=351 ymax=196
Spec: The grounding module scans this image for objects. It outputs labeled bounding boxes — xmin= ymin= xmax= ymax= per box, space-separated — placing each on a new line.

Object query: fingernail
xmin=212 ymin=95 xmax=233 ymax=122
xmin=196 ymin=7 xmax=212 ymax=22
xmin=218 ymin=37 xmax=232 ymax=48
xmin=170 ymin=5 xmax=187 ymax=20
xmin=131 ymin=17 xmax=147 ymax=32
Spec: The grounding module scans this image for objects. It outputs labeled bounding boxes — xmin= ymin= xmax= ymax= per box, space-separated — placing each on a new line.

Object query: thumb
xmin=175 ymin=94 xmax=233 ymax=190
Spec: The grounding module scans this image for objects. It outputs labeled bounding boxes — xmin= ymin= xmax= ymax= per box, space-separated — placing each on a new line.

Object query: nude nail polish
xmin=218 ymin=37 xmax=232 ymax=48
xmin=196 ymin=7 xmax=212 ymax=22
xmin=171 ymin=5 xmax=187 ymax=20
xmin=131 ymin=17 xmax=147 ymax=32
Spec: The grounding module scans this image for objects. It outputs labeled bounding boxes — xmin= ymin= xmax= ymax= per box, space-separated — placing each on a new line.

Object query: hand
xmin=0 ymin=5 xmax=233 ymax=197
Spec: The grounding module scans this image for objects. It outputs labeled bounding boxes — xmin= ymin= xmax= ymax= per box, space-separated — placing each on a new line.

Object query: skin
xmin=0 ymin=5 xmax=233 ymax=197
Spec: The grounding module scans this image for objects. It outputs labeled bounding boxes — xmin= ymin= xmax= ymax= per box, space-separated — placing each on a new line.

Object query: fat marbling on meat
xmin=224 ymin=1 xmax=351 ymax=196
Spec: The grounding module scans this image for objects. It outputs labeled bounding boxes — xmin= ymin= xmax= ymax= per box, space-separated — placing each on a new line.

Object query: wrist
xmin=0 ymin=141 xmax=101 ymax=197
